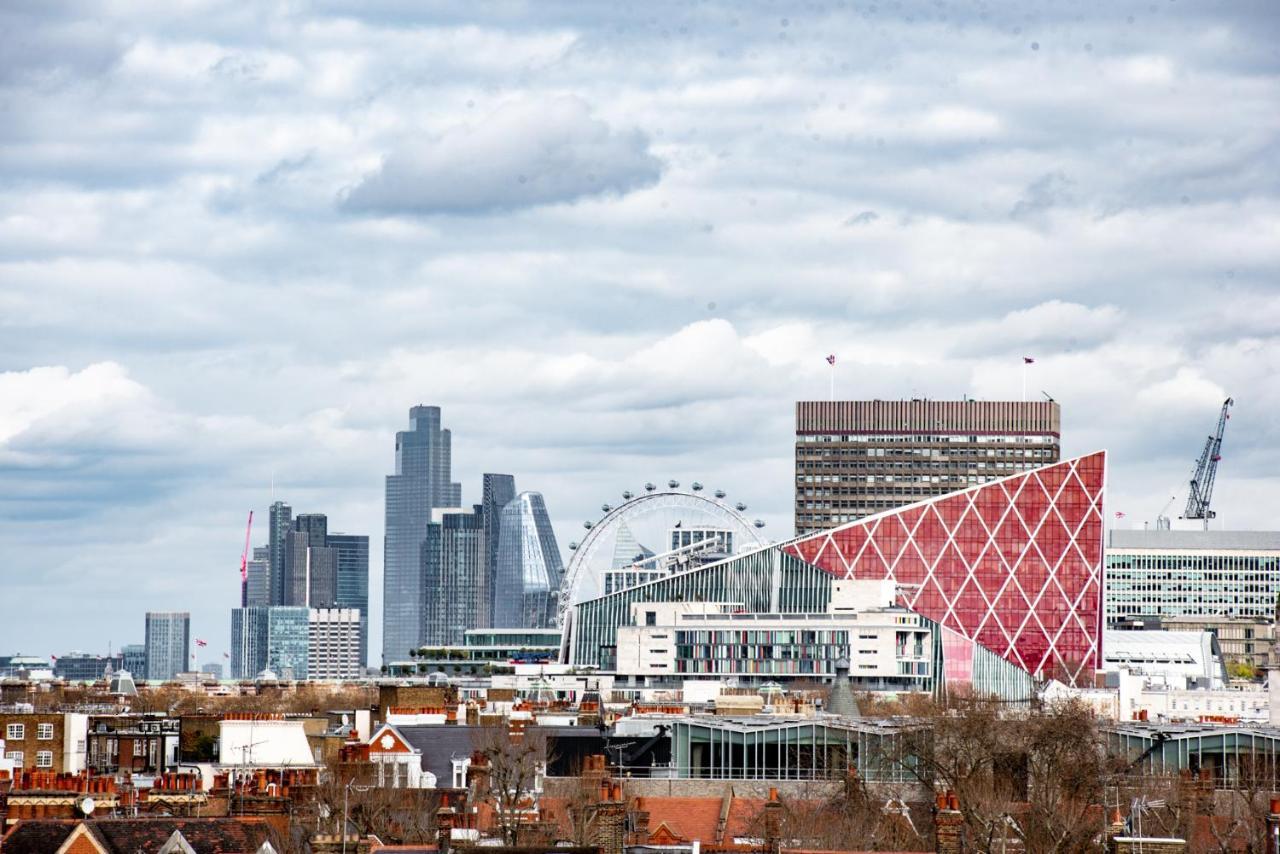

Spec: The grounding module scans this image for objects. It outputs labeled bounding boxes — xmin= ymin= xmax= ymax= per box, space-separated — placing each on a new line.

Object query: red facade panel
xmin=784 ymin=451 xmax=1106 ymax=686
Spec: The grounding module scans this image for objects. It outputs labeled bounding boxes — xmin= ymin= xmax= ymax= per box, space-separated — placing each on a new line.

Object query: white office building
xmin=308 ymin=608 xmax=362 ymax=680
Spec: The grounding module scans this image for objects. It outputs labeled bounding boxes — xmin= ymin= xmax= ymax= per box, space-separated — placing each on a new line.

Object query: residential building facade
xmin=795 ymin=399 xmax=1061 ymax=534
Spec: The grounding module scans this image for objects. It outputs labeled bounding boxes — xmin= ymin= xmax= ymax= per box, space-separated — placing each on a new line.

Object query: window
xmin=133 ymin=739 xmax=147 ymax=757
xmin=6 ymin=723 xmax=24 ymax=740
xmin=645 ymin=611 xmax=657 ymax=626
xmin=35 ymin=750 xmax=53 ymax=768
xmin=6 ymin=751 xmax=22 ymax=767
xmin=37 ymin=723 xmax=54 ymax=740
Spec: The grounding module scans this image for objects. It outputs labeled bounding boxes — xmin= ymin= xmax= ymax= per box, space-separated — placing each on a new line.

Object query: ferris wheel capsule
xmin=602 ymin=504 xmax=612 ymax=513
xmin=644 ymin=482 xmax=656 ymax=492
xmin=668 ymin=479 xmax=679 ymax=489
xmin=753 ymin=519 xmax=766 ymax=528
xmin=622 ymin=491 xmax=634 ymax=501
xmin=691 ymin=482 xmax=703 ymax=492
xmin=583 ymin=520 xmax=594 ymax=529
xmin=735 ymin=502 xmax=747 ymax=512
xmin=569 ymin=541 xmax=579 ymax=550
xmin=714 ymin=489 xmax=726 ymax=499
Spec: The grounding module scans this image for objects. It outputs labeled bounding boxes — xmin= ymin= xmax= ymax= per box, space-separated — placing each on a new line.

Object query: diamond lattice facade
xmin=784 ymin=451 xmax=1106 ymax=685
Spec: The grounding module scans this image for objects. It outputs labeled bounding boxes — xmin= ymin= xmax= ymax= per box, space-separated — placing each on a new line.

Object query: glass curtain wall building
xmin=383 ymin=405 xmax=462 ymax=663
xmin=329 ymin=533 xmax=370 ymax=666
xmin=231 ymin=607 xmax=310 ymax=680
xmin=422 ymin=506 xmax=487 ymax=645
xmin=494 ymin=492 xmax=564 ymax=629
xmin=482 ymin=473 xmax=517 ymax=628
xmin=268 ymin=501 xmax=292 ymax=605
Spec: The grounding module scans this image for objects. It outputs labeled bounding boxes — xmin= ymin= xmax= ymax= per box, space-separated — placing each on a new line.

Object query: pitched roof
xmin=2 ymin=818 xmax=278 ymax=854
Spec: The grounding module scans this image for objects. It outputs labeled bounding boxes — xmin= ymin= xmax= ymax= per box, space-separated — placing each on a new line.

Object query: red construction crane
xmin=239 ymin=510 xmax=254 ymax=606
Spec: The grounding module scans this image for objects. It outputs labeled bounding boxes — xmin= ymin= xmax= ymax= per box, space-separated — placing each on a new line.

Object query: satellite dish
xmin=79 ymin=797 xmax=96 ymax=816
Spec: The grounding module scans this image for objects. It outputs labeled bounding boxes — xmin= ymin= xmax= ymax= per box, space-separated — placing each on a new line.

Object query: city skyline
xmin=2 ymin=1 xmax=1279 ymax=660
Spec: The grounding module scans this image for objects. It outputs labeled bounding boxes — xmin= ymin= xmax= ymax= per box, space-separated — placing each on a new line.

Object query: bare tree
xmin=471 ymin=723 xmax=549 ymax=845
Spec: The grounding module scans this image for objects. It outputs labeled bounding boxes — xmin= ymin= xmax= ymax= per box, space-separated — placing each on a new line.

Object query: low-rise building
xmin=1161 ymin=615 xmax=1276 ymax=667
xmin=0 ymin=712 xmax=88 ymax=774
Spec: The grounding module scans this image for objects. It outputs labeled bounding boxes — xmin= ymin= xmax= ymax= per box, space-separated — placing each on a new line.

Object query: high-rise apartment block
xmin=328 ymin=533 xmax=370 ymax=666
xmin=794 ymin=400 xmax=1061 ymax=535
xmin=383 ymin=405 xmax=462 ymax=663
xmin=422 ymin=506 xmax=486 ymax=646
xmin=144 ymin=612 xmax=190 ymax=682
xmin=494 ymin=492 xmax=564 ymax=629
xmin=308 ymin=608 xmax=362 ymax=679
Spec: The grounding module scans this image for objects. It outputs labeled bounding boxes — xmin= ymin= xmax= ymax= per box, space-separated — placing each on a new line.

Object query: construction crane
xmin=238 ymin=510 xmax=254 ymax=607
xmin=1181 ymin=398 xmax=1233 ymax=529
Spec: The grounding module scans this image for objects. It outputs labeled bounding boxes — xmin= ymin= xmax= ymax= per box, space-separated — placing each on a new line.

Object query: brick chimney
xmin=1267 ymin=798 xmax=1280 ymax=852
xmin=763 ymin=787 xmax=783 ymax=854
xmin=935 ymin=791 xmax=965 ymax=854
xmin=631 ymin=795 xmax=651 ymax=844
xmin=437 ymin=805 xmax=456 ymax=854
xmin=592 ymin=782 xmax=626 ymax=854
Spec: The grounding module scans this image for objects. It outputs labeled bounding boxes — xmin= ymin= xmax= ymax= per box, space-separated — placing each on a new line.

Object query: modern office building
xmin=144 ymin=612 xmax=190 ymax=682
xmin=201 ymin=662 xmax=224 ymax=680
xmin=1105 ymin=530 xmax=1280 ymax=627
xmin=53 ymin=653 xmax=123 ymax=683
xmin=383 ymin=405 xmax=462 ymax=664
xmin=570 ymin=452 xmax=1105 ymax=693
xmin=494 ymin=492 xmax=565 ymax=629
xmin=244 ymin=548 xmax=270 ymax=608
xmin=794 ymin=399 xmax=1061 ymax=535
xmin=230 ymin=606 xmax=310 ymax=680
xmin=307 ymin=545 xmax=339 ymax=608
xmin=121 ymin=644 xmax=146 ymax=677
xmin=329 ymin=533 xmax=370 ymax=666
xmin=423 ymin=506 xmax=487 ymax=646
xmin=482 ymin=473 xmax=517 ymax=626
xmin=268 ymin=501 xmax=293 ymax=605
xmin=281 ymin=530 xmax=311 ymax=606
xmin=1161 ymin=616 xmax=1276 ymax=667
xmin=308 ymin=608 xmax=362 ymax=680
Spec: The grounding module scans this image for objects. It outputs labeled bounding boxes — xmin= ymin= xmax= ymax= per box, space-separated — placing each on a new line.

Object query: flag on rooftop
xmin=1023 ymin=356 xmax=1035 ymax=364
xmin=826 ymin=354 xmax=836 ymax=365
xmin=195 ymin=638 xmax=208 ymax=647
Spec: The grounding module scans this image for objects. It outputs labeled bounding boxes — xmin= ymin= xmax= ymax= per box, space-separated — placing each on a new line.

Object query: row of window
xmin=4 ymin=750 xmax=54 ymax=768
xmin=799 ymin=434 xmax=1055 ymax=444
xmin=5 ymin=723 xmax=54 ymax=740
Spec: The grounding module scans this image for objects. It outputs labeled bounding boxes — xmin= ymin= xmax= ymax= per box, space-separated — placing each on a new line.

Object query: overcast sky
xmin=2 ymin=0 xmax=1278 ymax=664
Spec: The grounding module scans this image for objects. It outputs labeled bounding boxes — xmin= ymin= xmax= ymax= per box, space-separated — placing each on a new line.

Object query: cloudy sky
xmin=2 ymin=0 xmax=1278 ymax=663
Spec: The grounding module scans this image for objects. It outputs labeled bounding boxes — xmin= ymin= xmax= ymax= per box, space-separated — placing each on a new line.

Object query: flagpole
xmin=1021 ymin=361 xmax=1026 ymax=402
xmin=829 ymin=362 xmax=834 ymax=402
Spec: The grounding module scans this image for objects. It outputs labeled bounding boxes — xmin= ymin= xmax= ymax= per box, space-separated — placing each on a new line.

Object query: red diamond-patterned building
xmin=783 ymin=451 xmax=1106 ymax=686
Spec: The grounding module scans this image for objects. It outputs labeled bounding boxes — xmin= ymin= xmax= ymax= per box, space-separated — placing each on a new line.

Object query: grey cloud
xmin=341 ymin=97 xmax=662 ymax=215
xmin=844 ymin=210 xmax=879 ymax=226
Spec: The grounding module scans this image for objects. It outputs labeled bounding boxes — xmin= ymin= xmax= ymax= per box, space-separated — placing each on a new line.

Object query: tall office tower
xmin=294 ymin=513 xmax=328 ymax=547
xmin=307 ymin=546 xmax=339 ymax=608
xmin=794 ymin=400 xmax=1061 ymax=535
xmin=268 ymin=501 xmax=293 ymax=605
xmin=482 ymin=474 xmax=517 ymax=628
xmin=281 ymin=530 xmax=311 ymax=606
xmin=383 ymin=405 xmax=462 ymax=663
xmin=422 ymin=506 xmax=486 ymax=646
xmin=328 ymin=534 xmax=370 ymax=668
xmin=230 ymin=607 xmax=310 ymax=680
xmin=308 ymin=608 xmax=362 ymax=680
xmin=143 ymin=612 xmax=190 ymax=682
xmin=121 ymin=644 xmax=146 ymax=677
xmin=494 ymin=492 xmax=564 ymax=629
xmin=244 ymin=555 xmax=270 ymax=607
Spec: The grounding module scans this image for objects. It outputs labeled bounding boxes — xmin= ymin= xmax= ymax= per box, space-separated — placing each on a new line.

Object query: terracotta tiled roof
xmin=1 ymin=817 xmax=278 ymax=853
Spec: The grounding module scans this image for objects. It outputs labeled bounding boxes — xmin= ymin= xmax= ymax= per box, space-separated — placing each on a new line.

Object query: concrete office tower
xmin=309 ymin=608 xmax=362 ymax=680
xmin=494 ymin=492 xmax=564 ymax=629
xmin=482 ymin=474 xmax=517 ymax=628
xmin=308 ymin=546 xmax=339 ymax=608
xmin=328 ymin=534 xmax=369 ymax=666
xmin=794 ymin=399 xmax=1061 ymax=535
xmin=268 ymin=501 xmax=292 ymax=605
xmin=230 ymin=607 xmax=309 ymax=680
xmin=383 ymin=405 xmax=462 ymax=663
xmin=144 ymin=612 xmax=190 ymax=682
xmin=422 ymin=506 xmax=486 ymax=646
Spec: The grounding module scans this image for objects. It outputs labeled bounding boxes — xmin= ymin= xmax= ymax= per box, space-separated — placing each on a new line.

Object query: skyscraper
xmin=309 ymin=609 xmax=362 ymax=680
xmin=794 ymin=400 xmax=1061 ymax=535
xmin=244 ymin=548 xmax=270 ymax=608
xmin=422 ymin=506 xmax=486 ymax=646
xmin=307 ymin=546 xmax=339 ymax=608
xmin=481 ymin=473 xmax=517 ymax=626
xmin=494 ymin=492 xmax=564 ymax=629
xmin=230 ymin=607 xmax=310 ymax=680
xmin=144 ymin=612 xmax=190 ymax=682
xmin=268 ymin=501 xmax=293 ymax=605
xmin=383 ymin=405 xmax=462 ymax=663
xmin=282 ymin=530 xmax=311 ymax=606
xmin=328 ymin=533 xmax=370 ymax=667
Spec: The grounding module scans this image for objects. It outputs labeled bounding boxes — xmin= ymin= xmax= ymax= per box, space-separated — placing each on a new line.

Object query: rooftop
xmin=1108 ymin=530 xmax=1280 ymax=550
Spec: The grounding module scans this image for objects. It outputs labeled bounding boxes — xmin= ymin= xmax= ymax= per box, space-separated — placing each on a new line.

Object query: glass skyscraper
xmin=144 ymin=611 xmax=190 ymax=681
xmin=482 ymin=473 xmax=517 ymax=626
xmin=494 ymin=492 xmax=564 ymax=629
xmin=268 ymin=501 xmax=292 ymax=605
xmin=329 ymin=533 xmax=370 ymax=667
xmin=422 ymin=506 xmax=486 ymax=646
xmin=230 ymin=606 xmax=310 ymax=680
xmin=383 ymin=405 xmax=462 ymax=663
